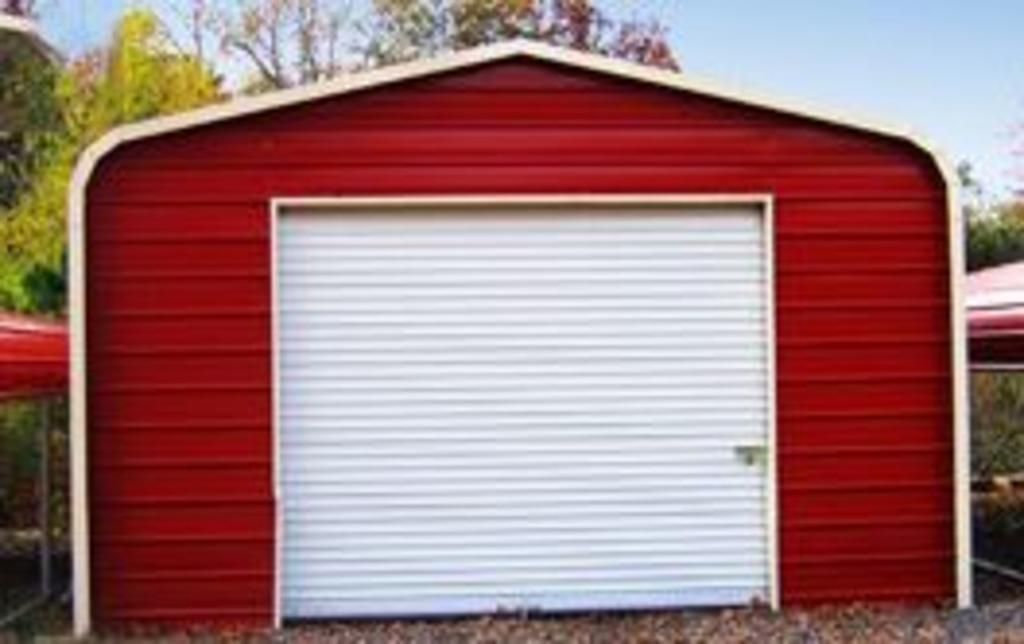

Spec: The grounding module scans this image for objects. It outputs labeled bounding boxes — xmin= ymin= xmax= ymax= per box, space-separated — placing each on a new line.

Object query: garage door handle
xmin=734 ymin=445 xmax=767 ymax=467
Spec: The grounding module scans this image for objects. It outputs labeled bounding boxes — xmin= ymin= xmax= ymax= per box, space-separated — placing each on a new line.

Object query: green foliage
xmin=0 ymin=45 xmax=61 ymax=209
xmin=0 ymin=9 xmax=222 ymax=313
xmin=972 ymin=372 xmax=1024 ymax=478
xmin=0 ymin=400 xmax=43 ymax=528
xmin=363 ymin=0 xmax=677 ymax=69
xmin=959 ymin=162 xmax=1024 ymax=272
xmin=967 ymin=202 xmax=1024 ymax=272
xmin=0 ymin=398 xmax=68 ymax=533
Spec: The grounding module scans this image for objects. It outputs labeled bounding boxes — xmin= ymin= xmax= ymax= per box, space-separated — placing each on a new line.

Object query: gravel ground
xmin=5 ymin=571 xmax=1023 ymax=643
xmin=89 ymin=600 xmax=1024 ymax=644
xmin=277 ymin=602 xmax=1024 ymax=644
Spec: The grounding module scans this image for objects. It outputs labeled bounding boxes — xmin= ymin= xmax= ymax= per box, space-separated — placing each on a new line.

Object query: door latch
xmin=734 ymin=445 xmax=768 ymax=467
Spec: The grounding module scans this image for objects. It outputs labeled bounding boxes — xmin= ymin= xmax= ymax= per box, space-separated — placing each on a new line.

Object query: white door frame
xmin=268 ymin=194 xmax=779 ymax=627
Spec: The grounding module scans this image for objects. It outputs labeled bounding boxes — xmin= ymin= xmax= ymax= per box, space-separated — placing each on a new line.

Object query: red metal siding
xmin=84 ymin=58 xmax=953 ymax=627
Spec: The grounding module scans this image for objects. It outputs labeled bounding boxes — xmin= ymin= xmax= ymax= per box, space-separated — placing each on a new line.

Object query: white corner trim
xmin=67 ymin=39 xmax=968 ymax=634
xmin=944 ymin=161 xmax=973 ymax=609
xmin=762 ymin=196 xmax=780 ymax=611
xmin=68 ymin=131 xmax=91 ymax=637
xmin=269 ymin=203 xmax=284 ymax=630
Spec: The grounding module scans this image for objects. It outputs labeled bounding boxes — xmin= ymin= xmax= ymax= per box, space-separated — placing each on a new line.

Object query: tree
xmin=210 ymin=0 xmax=354 ymax=91
xmin=0 ymin=38 xmax=61 ymax=209
xmin=967 ymin=203 xmax=1024 ymax=272
xmin=1 ymin=0 xmax=34 ymax=16
xmin=361 ymin=0 xmax=678 ymax=69
xmin=961 ymin=163 xmax=1024 ymax=272
xmin=0 ymin=9 xmax=222 ymax=312
xmin=207 ymin=0 xmax=677 ymax=90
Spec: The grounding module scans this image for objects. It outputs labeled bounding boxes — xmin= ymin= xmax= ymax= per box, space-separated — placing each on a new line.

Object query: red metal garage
xmin=68 ymin=41 xmax=969 ymax=636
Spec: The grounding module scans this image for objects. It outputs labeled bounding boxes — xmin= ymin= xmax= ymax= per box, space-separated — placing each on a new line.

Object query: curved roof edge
xmin=69 ymin=38 xmax=956 ymax=202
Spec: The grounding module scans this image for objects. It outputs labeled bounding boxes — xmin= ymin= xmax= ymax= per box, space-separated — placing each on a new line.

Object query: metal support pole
xmin=38 ymin=400 xmax=51 ymax=598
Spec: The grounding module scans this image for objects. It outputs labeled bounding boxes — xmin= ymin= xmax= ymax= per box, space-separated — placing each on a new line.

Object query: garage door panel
xmin=285 ymin=540 xmax=769 ymax=563
xmin=286 ymin=526 xmax=768 ymax=547
xmin=279 ymin=210 xmax=760 ymax=234
xmin=289 ymin=587 xmax=761 ymax=620
xmin=280 ymin=337 xmax=767 ymax=356
xmin=280 ymin=437 xmax=767 ymax=458
xmin=280 ymin=398 xmax=767 ymax=419
xmin=278 ymin=205 xmax=771 ymax=618
xmin=279 ymin=412 xmax=767 ymax=434
xmin=277 ymin=297 xmax=767 ymax=316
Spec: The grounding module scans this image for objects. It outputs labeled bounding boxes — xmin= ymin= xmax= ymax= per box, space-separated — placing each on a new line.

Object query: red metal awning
xmin=0 ymin=313 xmax=68 ymax=399
xmin=968 ymin=261 xmax=1024 ymax=368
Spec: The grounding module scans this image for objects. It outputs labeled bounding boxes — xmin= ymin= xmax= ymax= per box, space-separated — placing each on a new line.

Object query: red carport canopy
xmin=0 ymin=313 xmax=68 ymax=399
xmin=968 ymin=261 xmax=1024 ymax=369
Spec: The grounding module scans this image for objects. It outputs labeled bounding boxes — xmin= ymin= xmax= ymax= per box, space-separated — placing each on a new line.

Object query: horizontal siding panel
xmin=94 ymin=165 xmax=939 ymax=204
xmin=94 ymin=540 xmax=271 ymax=573
xmin=776 ymin=199 xmax=947 ymax=232
xmin=778 ymin=379 xmax=948 ymax=413
xmin=89 ymin=278 xmax=268 ymax=311
xmin=99 ymin=611 xmax=270 ymax=629
xmin=782 ymin=558 xmax=953 ymax=599
xmin=783 ymin=486 xmax=951 ymax=521
xmin=87 ymin=204 xmax=268 ymax=241
xmin=777 ymin=308 xmax=949 ymax=339
xmin=122 ymin=127 xmax=912 ymax=168
xmin=777 ymin=271 xmax=948 ymax=301
xmin=776 ymin=236 xmax=947 ymax=266
xmin=787 ymin=587 xmax=951 ymax=605
xmin=87 ymin=200 xmax=947 ymax=243
xmin=89 ymin=502 xmax=272 ymax=539
xmin=93 ymin=576 xmax=270 ymax=615
xmin=783 ymin=521 xmax=951 ymax=558
xmin=779 ymin=449 xmax=951 ymax=484
xmin=778 ymin=343 xmax=948 ymax=375
xmin=88 ymin=239 xmax=267 ymax=273
xmin=88 ymin=317 xmax=268 ymax=347
xmin=90 ymin=464 xmax=270 ymax=498
xmin=781 ymin=415 xmax=949 ymax=449
xmin=90 ymin=428 xmax=268 ymax=463
xmin=188 ymin=90 xmax=785 ymax=129
xmin=87 ymin=354 xmax=268 ymax=387
xmin=89 ymin=390 xmax=269 ymax=422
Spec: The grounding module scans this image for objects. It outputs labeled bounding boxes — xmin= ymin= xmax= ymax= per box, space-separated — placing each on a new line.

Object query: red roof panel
xmin=0 ymin=313 xmax=68 ymax=399
xmin=968 ymin=261 xmax=1024 ymax=367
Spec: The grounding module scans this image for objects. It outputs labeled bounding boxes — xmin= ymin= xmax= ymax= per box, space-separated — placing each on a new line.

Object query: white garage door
xmin=277 ymin=204 xmax=773 ymax=619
